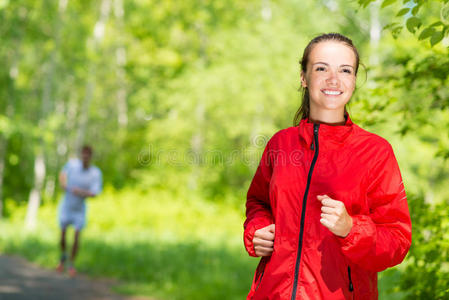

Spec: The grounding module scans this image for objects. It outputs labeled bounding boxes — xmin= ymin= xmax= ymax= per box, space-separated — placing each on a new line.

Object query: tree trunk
xmin=25 ymin=0 xmax=67 ymax=229
xmin=188 ymin=21 xmax=209 ymax=190
xmin=74 ymin=71 xmax=95 ymax=151
xmin=114 ymin=0 xmax=128 ymax=128
xmin=25 ymin=152 xmax=46 ymax=229
xmin=369 ymin=2 xmax=381 ymax=65
xmin=261 ymin=0 xmax=272 ymax=21
xmin=75 ymin=0 xmax=111 ymax=151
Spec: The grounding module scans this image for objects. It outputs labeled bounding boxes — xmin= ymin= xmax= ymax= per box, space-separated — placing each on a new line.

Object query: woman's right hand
xmin=253 ymin=224 xmax=275 ymax=257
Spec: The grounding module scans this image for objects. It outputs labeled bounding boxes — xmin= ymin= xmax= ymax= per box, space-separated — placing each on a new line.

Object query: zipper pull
xmin=311 ymin=124 xmax=319 ymax=150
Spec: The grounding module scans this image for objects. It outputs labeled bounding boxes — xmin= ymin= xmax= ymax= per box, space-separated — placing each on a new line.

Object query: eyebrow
xmin=312 ymin=62 xmax=354 ymax=69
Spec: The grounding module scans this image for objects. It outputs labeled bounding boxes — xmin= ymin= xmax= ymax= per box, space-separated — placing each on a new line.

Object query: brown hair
xmin=293 ymin=33 xmax=361 ymax=126
xmin=81 ymin=145 xmax=93 ymax=155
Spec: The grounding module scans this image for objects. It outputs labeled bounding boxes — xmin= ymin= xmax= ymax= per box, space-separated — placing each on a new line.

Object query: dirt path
xmin=0 ymin=255 xmax=153 ymax=300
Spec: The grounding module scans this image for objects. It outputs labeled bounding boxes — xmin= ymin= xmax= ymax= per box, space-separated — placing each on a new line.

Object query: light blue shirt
xmin=61 ymin=158 xmax=102 ymax=212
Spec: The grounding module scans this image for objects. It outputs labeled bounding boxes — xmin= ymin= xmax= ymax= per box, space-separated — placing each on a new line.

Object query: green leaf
xmin=396 ymin=8 xmax=409 ymax=16
xmin=381 ymin=0 xmax=397 ymax=8
xmin=358 ymin=0 xmax=376 ymax=8
xmin=418 ymin=27 xmax=435 ymax=40
xmin=430 ymin=21 xmax=444 ymax=27
xmin=391 ymin=26 xmax=403 ymax=39
xmin=406 ymin=16 xmax=422 ymax=33
xmin=383 ymin=22 xmax=399 ymax=30
xmin=430 ymin=31 xmax=444 ymax=46
xmin=411 ymin=4 xmax=420 ymax=15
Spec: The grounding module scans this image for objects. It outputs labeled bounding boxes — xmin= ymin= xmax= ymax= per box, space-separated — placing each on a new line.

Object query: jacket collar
xmin=298 ymin=113 xmax=354 ymax=148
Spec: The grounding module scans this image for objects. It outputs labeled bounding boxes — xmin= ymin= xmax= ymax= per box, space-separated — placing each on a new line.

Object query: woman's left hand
xmin=317 ymin=195 xmax=353 ymax=238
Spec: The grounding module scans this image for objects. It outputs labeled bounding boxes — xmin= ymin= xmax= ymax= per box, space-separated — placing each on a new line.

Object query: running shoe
xmin=68 ymin=266 xmax=77 ymax=277
xmin=56 ymin=262 xmax=64 ymax=273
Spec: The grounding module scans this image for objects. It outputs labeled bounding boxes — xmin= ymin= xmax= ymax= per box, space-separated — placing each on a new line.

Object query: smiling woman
xmin=301 ymin=41 xmax=356 ymax=124
xmin=243 ymin=33 xmax=412 ymax=300
xmin=295 ymin=33 xmax=360 ymax=126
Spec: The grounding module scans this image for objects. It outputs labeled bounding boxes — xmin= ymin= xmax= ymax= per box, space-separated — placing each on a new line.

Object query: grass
xmin=0 ymin=224 xmax=255 ymax=299
xmin=0 ymin=186 xmax=405 ymax=299
xmin=0 ymin=187 xmax=257 ymax=299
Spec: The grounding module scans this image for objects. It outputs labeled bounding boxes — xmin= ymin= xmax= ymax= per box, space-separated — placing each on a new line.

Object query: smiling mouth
xmin=321 ymin=89 xmax=343 ymax=96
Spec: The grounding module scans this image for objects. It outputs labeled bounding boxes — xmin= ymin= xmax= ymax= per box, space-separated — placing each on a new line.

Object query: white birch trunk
xmin=75 ymin=73 xmax=95 ymax=151
xmin=115 ymin=0 xmax=128 ymax=128
xmin=75 ymin=0 xmax=110 ymax=150
xmin=188 ymin=21 xmax=208 ymax=190
xmin=25 ymin=62 xmax=52 ymax=229
xmin=25 ymin=0 xmax=67 ymax=228
xmin=369 ymin=2 xmax=381 ymax=65
xmin=25 ymin=153 xmax=46 ymax=229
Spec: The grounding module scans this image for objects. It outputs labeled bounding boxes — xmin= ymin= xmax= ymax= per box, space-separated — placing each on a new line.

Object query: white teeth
xmin=323 ymin=90 xmax=342 ymax=95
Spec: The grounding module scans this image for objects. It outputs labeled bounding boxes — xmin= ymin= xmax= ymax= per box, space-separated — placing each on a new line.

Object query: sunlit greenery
xmin=0 ymin=0 xmax=448 ymax=299
xmin=1 ymin=188 xmax=254 ymax=299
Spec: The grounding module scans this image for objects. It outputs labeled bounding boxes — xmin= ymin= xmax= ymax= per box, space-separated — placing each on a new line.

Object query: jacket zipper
xmin=291 ymin=123 xmax=320 ymax=300
xmin=254 ymin=257 xmax=267 ymax=294
xmin=348 ymin=266 xmax=354 ymax=292
xmin=255 ymin=270 xmax=264 ymax=291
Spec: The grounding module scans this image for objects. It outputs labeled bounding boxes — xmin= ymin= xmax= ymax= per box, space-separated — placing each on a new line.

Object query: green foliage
xmin=351 ymin=22 xmax=449 ymax=298
xmin=399 ymin=194 xmax=449 ymax=299
xmin=0 ymin=231 xmax=255 ymax=300
xmin=397 ymin=7 xmax=411 ymax=16
xmin=406 ymin=16 xmax=422 ymax=33
xmin=430 ymin=29 xmax=445 ymax=45
xmin=359 ymin=0 xmax=378 ymax=8
xmin=359 ymin=0 xmax=449 ymax=46
xmin=0 ymin=187 xmax=256 ymax=300
xmin=418 ymin=26 xmax=436 ymax=39
xmin=0 ymin=186 xmax=410 ymax=299
xmin=1 ymin=0 xmax=449 ymax=298
xmin=382 ymin=0 xmax=397 ymax=8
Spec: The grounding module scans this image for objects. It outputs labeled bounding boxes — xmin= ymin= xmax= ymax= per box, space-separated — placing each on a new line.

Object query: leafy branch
xmin=358 ymin=0 xmax=449 ymax=46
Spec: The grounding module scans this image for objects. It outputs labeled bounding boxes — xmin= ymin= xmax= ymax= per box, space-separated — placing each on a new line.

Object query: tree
xmin=358 ymin=0 xmax=449 ymax=46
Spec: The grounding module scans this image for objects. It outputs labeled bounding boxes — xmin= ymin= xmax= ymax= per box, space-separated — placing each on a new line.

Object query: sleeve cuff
xmin=244 ymin=217 xmax=273 ymax=257
xmin=336 ymin=216 xmax=357 ymax=247
xmin=336 ymin=215 xmax=376 ymax=250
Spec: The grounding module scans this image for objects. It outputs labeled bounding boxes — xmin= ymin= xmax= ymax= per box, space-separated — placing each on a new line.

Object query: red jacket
xmin=244 ymin=115 xmax=412 ymax=300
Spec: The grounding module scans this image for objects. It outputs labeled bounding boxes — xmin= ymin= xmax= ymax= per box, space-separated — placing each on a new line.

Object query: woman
xmin=243 ymin=33 xmax=412 ymax=300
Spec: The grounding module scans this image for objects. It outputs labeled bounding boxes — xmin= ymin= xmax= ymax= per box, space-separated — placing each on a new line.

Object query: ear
xmin=300 ymin=71 xmax=307 ymax=88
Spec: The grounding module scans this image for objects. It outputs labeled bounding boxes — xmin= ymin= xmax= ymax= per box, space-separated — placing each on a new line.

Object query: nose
xmin=326 ymin=68 xmax=339 ymax=86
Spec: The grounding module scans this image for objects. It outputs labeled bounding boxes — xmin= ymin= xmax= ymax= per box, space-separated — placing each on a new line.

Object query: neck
xmin=309 ymin=110 xmax=346 ymax=126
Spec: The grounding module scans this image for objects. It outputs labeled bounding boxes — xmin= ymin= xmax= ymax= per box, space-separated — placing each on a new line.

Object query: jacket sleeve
xmin=243 ymin=140 xmax=275 ymax=257
xmin=337 ymin=143 xmax=412 ymax=272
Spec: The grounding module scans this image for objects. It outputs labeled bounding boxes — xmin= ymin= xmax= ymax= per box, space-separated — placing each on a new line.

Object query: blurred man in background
xmin=56 ymin=145 xmax=102 ymax=276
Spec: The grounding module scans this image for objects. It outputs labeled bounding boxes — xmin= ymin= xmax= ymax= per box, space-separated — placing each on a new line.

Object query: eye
xmin=342 ymin=68 xmax=352 ymax=74
xmin=315 ymin=66 xmax=326 ymax=71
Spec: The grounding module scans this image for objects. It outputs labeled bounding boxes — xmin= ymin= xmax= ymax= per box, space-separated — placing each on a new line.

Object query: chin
xmin=319 ymin=101 xmax=348 ymax=110
xmin=325 ymin=100 xmax=347 ymax=108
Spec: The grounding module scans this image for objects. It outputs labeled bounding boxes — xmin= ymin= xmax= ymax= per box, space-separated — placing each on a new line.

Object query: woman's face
xmin=301 ymin=41 xmax=357 ymax=116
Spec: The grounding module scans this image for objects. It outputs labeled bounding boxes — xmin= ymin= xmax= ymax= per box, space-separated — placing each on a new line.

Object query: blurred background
xmin=0 ymin=0 xmax=449 ymax=299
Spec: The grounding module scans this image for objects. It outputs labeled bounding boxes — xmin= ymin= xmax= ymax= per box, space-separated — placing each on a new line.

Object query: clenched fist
xmin=317 ymin=195 xmax=353 ymax=237
xmin=253 ymin=224 xmax=275 ymax=257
